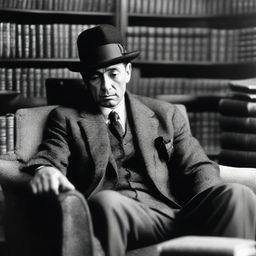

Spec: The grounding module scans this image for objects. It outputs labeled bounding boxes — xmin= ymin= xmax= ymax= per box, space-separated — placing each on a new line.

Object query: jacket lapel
xmin=127 ymin=93 xmax=180 ymax=206
xmin=126 ymin=93 xmax=159 ymax=182
xmin=78 ymin=110 xmax=117 ymax=195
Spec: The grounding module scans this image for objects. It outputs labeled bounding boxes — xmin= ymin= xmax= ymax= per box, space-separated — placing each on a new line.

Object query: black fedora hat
xmin=69 ymin=24 xmax=140 ymax=72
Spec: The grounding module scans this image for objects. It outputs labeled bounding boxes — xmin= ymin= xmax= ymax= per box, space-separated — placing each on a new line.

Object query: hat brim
xmin=68 ymin=51 xmax=140 ymax=72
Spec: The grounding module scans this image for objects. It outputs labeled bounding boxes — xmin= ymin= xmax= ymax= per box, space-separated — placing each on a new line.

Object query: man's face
xmin=83 ymin=63 xmax=132 ymax=108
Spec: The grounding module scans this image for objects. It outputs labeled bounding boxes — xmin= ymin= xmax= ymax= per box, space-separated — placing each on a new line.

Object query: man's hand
xmin=29 ymin=166 xmax=75 ymax=195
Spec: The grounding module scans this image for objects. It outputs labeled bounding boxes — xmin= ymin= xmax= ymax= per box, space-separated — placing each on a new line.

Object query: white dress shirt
xmin=100 ymin=98 xmax=127 ymax=131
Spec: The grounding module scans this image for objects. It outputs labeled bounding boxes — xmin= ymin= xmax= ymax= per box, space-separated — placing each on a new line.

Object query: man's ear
xmin=125 ymin=63 xmax=132 ymax=83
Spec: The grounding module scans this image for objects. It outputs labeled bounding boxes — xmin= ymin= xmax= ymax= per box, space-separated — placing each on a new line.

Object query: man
xmin=23 ymin=24 xmax=256 ymax=256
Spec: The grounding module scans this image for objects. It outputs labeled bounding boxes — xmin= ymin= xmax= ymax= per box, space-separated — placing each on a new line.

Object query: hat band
xmin=80 ymin=43 xmax=125 ymax=66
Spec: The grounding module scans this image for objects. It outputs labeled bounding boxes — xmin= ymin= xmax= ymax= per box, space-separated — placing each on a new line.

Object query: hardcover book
xmin=158 ymin=236 xmax=256 ymax=256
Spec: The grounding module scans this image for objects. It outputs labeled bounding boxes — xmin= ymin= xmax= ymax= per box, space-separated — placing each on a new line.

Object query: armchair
xmin=1 ymin=100 xmax=256 ymax=256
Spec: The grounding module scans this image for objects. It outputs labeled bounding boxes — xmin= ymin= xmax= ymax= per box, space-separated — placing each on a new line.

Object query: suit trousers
xmin=88 ymin=183 xmax=256 ymax=256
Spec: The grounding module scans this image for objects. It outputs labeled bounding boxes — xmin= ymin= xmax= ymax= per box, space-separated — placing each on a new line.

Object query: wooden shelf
xmin=0 ymin=95 xmax=47 ymax=115
xmin=2 ymin=59 xmax=256 ymax=79
xmin=0 ymin=91 xmax=20 ymax=97
xmin=128 ymin=13 xmax=256 ymax=28
xmin=133 ymin=61 xmax=256 ymax=79
xmin=157 ymin=94 xmax=224 ymax=112
xmin=0 ymin=8 xmax=114 ymax=24
xmin=0 ymin=59 xmax=79 ymax=68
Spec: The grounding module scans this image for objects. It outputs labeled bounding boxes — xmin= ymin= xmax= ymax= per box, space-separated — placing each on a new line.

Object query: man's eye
xmin=90 ymin=74 xmax=100 ymax=81
xmin=110 ymin=71 xmax=119 ymax=77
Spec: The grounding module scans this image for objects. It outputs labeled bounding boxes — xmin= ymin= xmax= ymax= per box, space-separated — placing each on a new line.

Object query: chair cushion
xmin=15 ymin=106 xmax=57 ymax=162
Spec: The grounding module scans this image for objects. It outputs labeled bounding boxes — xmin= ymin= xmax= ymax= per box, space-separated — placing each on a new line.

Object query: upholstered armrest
xmin=0 ymin=159 xmax=31 ymax=189
xmin=220 ymin=165 xmax=256 ymax=193
xmin=58 ymin=190 xmax=104 ymax=256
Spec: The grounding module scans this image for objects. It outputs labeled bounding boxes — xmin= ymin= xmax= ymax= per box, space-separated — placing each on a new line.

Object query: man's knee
xmin=88 ymin=190 xmax=124 ymax=214
xmin=216 ymin=183 xmax=256 ymax=212
xmin=221 ymin=183 xmax=255 ymax=200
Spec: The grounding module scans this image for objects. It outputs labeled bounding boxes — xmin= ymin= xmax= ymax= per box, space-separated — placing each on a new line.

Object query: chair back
xmin=15 ymin=78 xmax=190 ymax=162
xmin=15 ymin=106 xmax=57 ymax=162
xmin=14 ymin=104 xmax=189 ymax=162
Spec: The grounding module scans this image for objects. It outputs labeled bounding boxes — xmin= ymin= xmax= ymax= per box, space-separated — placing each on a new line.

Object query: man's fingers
xmin=30 ymin=177 xmax=43 ymax=194
xmin=49 ymin=175 xmax=60 ymax=195
xmin=41 ymin=175 xmax=50 ymax=192
xmin=30 ymin=180 xmax=38 ymax=194
xmin=59 ymin=176 xmax=75 ymax=192
xmin=29 ymin=168 xmax=74 ymax=195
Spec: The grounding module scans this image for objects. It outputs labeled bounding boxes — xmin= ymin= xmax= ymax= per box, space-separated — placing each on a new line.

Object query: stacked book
xmin=0 ymin=113 xmax=15 ymax=155
xmin=219 ymin=78 xmax=256 ymax=167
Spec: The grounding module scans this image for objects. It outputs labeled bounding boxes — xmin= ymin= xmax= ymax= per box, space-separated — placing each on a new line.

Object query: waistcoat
xmin=105 ymin=117 xmax=179 ymax=217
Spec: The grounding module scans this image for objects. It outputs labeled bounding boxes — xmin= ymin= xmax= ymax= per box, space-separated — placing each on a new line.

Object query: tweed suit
xmin=24 ymin=91 xmax=221 ymax=205
xmin=23 ymin=91 xmax=256 ymax=255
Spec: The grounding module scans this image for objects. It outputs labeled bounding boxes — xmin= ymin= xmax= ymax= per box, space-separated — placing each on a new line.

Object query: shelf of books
xmin=133 ymin=61 xmax=256 ymax=79
xmin=0 ymin=0 xmax=118 ymax=251
xmin=128 ymin=13 xmax=256 ymax=29
xmin=124 ymin=0 xmax=256 ymax=160
xmin=0 ymin=0 xmax=118 ymax=160
xmin=127 ymin=26 xmax=256 ymax=73
xmin=127 ymin=0 xmax=256 ymax=16
xmin=0 ymin=8 xmax=114 ymax=24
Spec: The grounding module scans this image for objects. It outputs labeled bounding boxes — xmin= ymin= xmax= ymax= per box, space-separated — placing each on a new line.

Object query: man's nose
xmin=101 ymin=75 xmax=112 ymax=92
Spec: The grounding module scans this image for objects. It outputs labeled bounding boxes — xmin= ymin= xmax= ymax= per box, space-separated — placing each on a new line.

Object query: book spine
xmin=6 ymin=113 xmax=14 ymax=153
xmin=0 ymin=116 xmax=7 ymax=155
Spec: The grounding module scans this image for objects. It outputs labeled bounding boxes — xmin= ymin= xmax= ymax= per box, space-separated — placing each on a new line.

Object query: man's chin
xmin=100 ymin=99 xmax=119 ymax=108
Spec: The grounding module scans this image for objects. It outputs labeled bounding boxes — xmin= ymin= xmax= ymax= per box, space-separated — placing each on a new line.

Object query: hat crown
xmin=77 ymin=24 xmax=124 ymax=56
xmin=70 ymin=24 xmax=139 ymax=71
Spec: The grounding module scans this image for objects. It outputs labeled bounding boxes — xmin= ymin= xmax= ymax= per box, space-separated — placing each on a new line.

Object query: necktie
xmin=108 ymin=111 xmax=124 ymax=141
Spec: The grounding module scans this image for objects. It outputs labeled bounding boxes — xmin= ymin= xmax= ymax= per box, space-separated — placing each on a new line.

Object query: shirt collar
xmin=100 ymin=97 xmax=126 ymax=130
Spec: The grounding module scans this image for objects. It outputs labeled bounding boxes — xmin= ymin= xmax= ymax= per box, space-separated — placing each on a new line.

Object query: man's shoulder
xmin=132 ymin=93 xmax=176 ymax=112
xmin=49 ymin=105 xmax=81 ymax=119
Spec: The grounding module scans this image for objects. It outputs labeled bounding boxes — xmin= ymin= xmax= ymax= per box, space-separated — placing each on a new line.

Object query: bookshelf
xmin=120 ymin=0 xmax=256 ymax=159
xmin=128 ymin=13 xmax=256 ymax=29
xmin=1 ymin=0 xmax=256 ymax=158
xmin=0 ymin=1 xmax=119 ymax=252
xmin=134 ymin=61 xmax=256 ymax=79
xmin=0 ymin=8 xmax=115 ymax=24
xmin=0 ymin=0 xmax=120 ymax=157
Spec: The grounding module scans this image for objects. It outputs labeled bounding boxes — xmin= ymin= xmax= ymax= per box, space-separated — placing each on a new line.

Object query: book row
xmin=128 ymin=0 xmax=256 ymax=15
xmin=0 ymin=114 xmax=14 ymax=155
xmin=0 ymin=0 xmax=255 ymax=16
xmin=0 ymin=0 xmax=114 ymax=12
xmin=0 ymin=68 xmax=81 ymax=98
xmin=130 ymin=77 xmax=230 ymax=98
xmin=0 ymin=23 xmax=95 ymax=59
xmin=189 ymin=112 xmax=220 ymax=156
xmin=0 ymin=110 xmax=220 ymax=158
xmin=2 ymin=23 xmax=256 ymax=62
xmin=0 ymin=67 xmax=230 ymax=99
xmin=127 ymin=26 xmax=256 ymax=63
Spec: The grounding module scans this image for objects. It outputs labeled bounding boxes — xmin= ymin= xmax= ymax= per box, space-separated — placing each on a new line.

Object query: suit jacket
xmin=24 ymin=92 xmax=221 ymax=206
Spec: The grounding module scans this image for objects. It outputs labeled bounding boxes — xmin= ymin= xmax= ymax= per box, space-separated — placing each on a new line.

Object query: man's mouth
xmin=100 ymin=95 xmax=115 ymax=99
